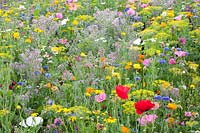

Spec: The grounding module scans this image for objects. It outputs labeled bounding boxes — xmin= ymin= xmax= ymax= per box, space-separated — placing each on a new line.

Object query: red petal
xmin=116 ymin=85 xmax=130 ymax=99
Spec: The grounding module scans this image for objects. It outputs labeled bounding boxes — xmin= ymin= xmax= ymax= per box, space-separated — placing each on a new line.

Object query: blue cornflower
xmin=159 ymin=59 xmax=166 ymax=64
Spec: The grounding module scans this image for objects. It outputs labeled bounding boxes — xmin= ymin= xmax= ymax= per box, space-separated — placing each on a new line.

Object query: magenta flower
xmin=141 ymin=4 xmax=148 ymax=8
xmin=179 ymin=37 xmax=186 ymax=45
xmin=95 ymin=92 xmax=106 ymax=102
xmin=143 ymin=59 xmax=151 ymax=67
xmin=168 ymin=58 xmax=176 ymax=65
xmin=137 ymin=114 xmax=158 ymax=126
xmin=56 ymin=13 xmax=63 ymax=19
xmin=175 ymin=51 xmax=187 ymax=57
xmin=175 ymin=15 xmax=182 ymax=21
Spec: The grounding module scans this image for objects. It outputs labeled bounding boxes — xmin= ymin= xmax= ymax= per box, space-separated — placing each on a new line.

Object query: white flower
xmin=161 ymin=11 xmax=167 ymax=17
xmin=19 ymin=116 xmax=43 ymax=128
xmin=19 ymin=5 xmax=26 ymax=10
xmin=133 ymin=38 xmax=142 ymax=45
xmin=61 ymin=18 xmax=70 ymax=25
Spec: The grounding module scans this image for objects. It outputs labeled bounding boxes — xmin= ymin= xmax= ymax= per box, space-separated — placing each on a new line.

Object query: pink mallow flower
xmin=127 ymin=8 xmax=135 ymax=16
xmin=137 ymin=114 xmax=158 ymax=126
xmin=95 ymin=92 xmax=106 ymax=102
xmin=185 ymin=112 xmax=192 ymax=117
xmin=56 ymin=13 xmax=63 ymax=19
xmin=169 ymin=58 xmax=176 ymax=65
xmin=143 ymin=59 xmax=151 ymax=67
xmin=175 ymin=51 xmax=187 ymax=57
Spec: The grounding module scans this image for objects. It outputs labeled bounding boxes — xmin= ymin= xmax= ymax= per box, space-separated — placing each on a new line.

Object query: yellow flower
xmin=167 ymin=117 xmax=175 ymax=124
xmin=133 ymin=64 xmax=142 ymax=70
xmin=25 ymin=37 xmax=32 ymax=43
xmin=121 ymin=126 xmax=130 ymax=133
xmin=51 ymin=86 xmax=59 ymax=92
xmin=167 ymin=103 xmax=177 ymax=110
xmin=13 ymin=32 xmax=20 ymax=39
xmin=31 ymin=113 xmax=39 ymax=117
xmin=106 ymin=75 xmax=111 ymax=80
xmin=4 ymin=17 xmax=11 ymax=22
xmin=16 ymin=105 xmax=21 ymax=109
xmin=80 ymin=52 xmax=86 ymax=57
xmin=104 ymin=117 xmax=117 ymax=123
xmin=112 ymin=72 xmax=121 ymax=79
xmin=122 ymin=101 xmax=135 ymax=114
xmin=121 ymin=32 xmax=126 ymax=36
xmin=68 ymin=116 xmax=76 ymax=122
xmin=190 ymin=84 xmax=195 ymax=89
xmin=72 ymin=20 xmax=78 ymax=26
xmin=0 ymin=109 xmax=9 ymax=116
xmin=34 ymin=28 xmax=43 ymax=33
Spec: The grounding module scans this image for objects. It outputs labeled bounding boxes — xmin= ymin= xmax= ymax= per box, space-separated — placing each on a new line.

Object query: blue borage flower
xmin=159 ymin=59 xmax=166 ymax=64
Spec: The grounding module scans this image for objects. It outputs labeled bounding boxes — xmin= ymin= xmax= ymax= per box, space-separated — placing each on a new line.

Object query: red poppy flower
xmin=135 ymin=100 xmax=155 ymax=115
xmin=116 ymin=85 xmax=130 ymax=99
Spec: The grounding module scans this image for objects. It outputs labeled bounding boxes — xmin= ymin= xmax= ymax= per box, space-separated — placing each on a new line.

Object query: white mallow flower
xmin=161 ymin=11 xmax=167 ymax=17
xmin=19 ymin=5 xmax=26 ymax=10
xmin=61 ymin=18 xmax=70 ymax=25
xmin=19 ymin=116 xmax=43 ymax=128
xmin=133 ymin=38 xmax=142 ymax=45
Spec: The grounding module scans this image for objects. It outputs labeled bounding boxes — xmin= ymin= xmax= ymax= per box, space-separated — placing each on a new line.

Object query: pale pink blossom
xmin=56 ymin=13 xmax=63 ymax=19
xmin=68 ymin=3 xmax=78 ymax=11
xmin=137 ymin=114 xmax=158 ymax=126
xmin=143 ymin=59 xmax=151 ymax=67
xmin=95 ymin=92 xmax=106 ymax=102
xmin=127 ymin=9 xmax=135 ymax=16
xmin=185 ymin=112 xmax=192 ymax=117
xmin=141 ymin=4 xmax=149 ymax=8
xmin=179 ymin=37 xmax=186 ymax=45
xmin=175 ymin=51 xmax=187 ymax=57
xmin=174 ymin=15 xmax=182 ymax=20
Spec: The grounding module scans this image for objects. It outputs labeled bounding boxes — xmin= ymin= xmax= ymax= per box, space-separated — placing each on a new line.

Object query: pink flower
xmin=127 ymin=9 xmax=135 ymax=16
xmin=137 ymin=114 xmax=158 ymax=126
xmin=68 ymin=3 xmax=78 ymax=11
xmin=95 ymin=92 xmax=106 ymax=102
xmin=141 ymin=4 xmax=149 ymax=8
xmin=59 ymin=38 xmax=67 ymax=44
xmin=175 ymin=51 xmax=187 ymax=57
xmin=194 ymin=0 xmax=199 ymax=2
xmin=184 ymin=112 xmax=192 ymax=117
xmin=168 ymin=58 xmax=176 ymax=65
xmin=143 ymin=59 xmax=151 ymax=67
xmin=56 ymin=13 xmax=63 ymax=19
xmin=174 ymin=15 xmax=182 ymax=21
xmin=179 ymin=37 xmax=186 ymax=45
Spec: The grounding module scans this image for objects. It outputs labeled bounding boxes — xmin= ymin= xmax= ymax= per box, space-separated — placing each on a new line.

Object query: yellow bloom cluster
xmin=0 ymin=109 xmax=9 ymax=116
xmin=104 ymin=116 xmax=117 ymax=123
xmin=153 ymin=80 xmax=173 ymax=90
xmin=122 ymin=101 xmax=135 ymax=114
xmin=130 ymin=89 xmax=154 ymax=99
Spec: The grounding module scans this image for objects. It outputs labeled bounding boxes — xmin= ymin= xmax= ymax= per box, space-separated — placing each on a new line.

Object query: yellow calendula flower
xmin=80 ymin=52 xmax=86 ymax=57
xmin=13 ymin=32 xmax=20 ymax=39
xmin=112 ymin=72 xmax=121 ymax=79
xmin=190 ymin=84 xmax=195 ymax=89
xmin=68 ymin=116 xmax=77 ymax=122
xmin=105 ymin=75 xmax=111 ymax=80
xmin=121 ymin=32 xmax=126 ymax=36
xmin=31 ymin=113 xmax=39 ymax=117
xmin=34 ymin=28 xmax=43 ymax=33
xmin=25 ymin=37 xmax=32 ymax=43
xmin=16 ymin=105 xmax=21 ymax=109
xmin=51 ymin=86 xmax=59 ymax=92
xmin=72 ymin=20 xmax=78 ymax=26
xmin=167 ymin=103 xmax=177 ymax=110
xmin=133 ymin=64 xmax=142 ymax=70
xmin=104 ymin=117 xmax=117 ymax=123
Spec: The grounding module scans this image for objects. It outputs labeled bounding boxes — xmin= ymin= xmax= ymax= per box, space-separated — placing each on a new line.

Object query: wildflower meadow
xmin=0 ymin=0 xmax=200 ymax=132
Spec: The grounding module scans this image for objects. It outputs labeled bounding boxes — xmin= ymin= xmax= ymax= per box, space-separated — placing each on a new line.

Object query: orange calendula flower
xmin=121 ymin=126 xmax=130 ymax=133
xmin=167 ymin=103 xmax=177 ymax=110
xmin=86 ymin=87 xmax=94 ymax=93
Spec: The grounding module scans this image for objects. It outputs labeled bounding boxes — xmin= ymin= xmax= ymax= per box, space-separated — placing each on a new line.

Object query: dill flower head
xmin=104 ymin=117 xmax=117 ymax=123
xmin=130 ymin=89 xmax=155 ymax=99
xmin=122 ymin=101 xmax=135 ymax=114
